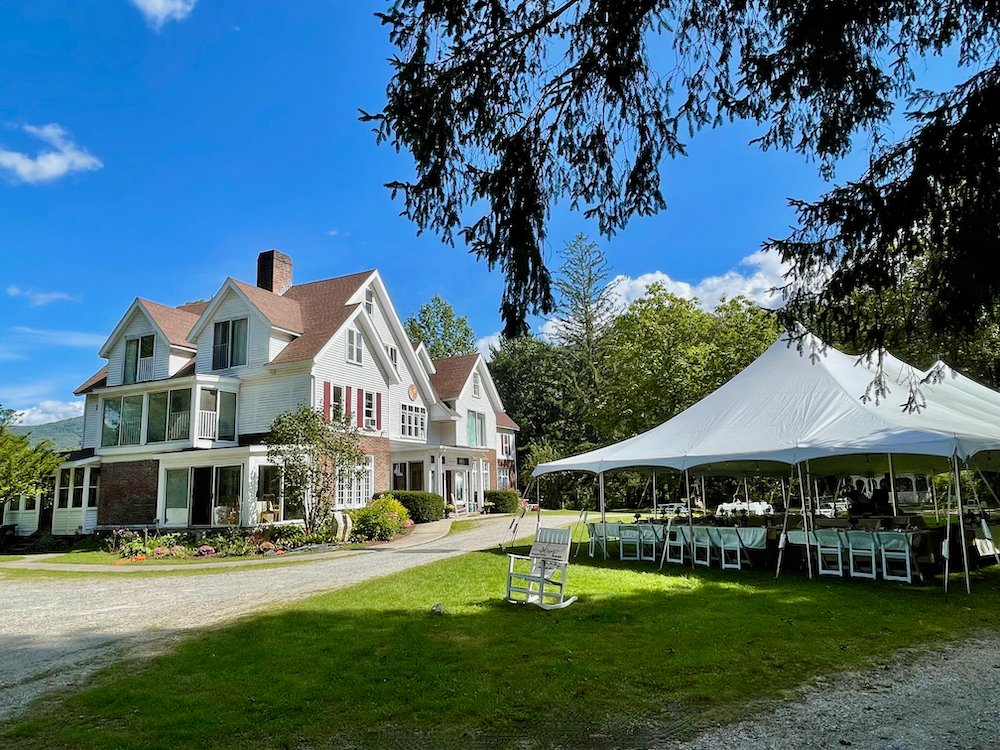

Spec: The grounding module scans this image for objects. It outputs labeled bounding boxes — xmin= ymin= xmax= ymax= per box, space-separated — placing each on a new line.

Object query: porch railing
xmin=198 ymin=410 xmax=218 ymax=440
xmin=137 ymin=356 xmax=154 ymax=382
xmin=120 ymin=416 xmax=141 ymax=445
xmin=167 ymin=412 xmax=191 ymax=441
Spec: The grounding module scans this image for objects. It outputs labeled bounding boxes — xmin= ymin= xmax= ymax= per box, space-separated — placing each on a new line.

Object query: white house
xmin=8 ymin=250 xmax=518 ymax=536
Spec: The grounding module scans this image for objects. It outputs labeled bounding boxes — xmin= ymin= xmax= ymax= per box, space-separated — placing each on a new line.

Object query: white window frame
xmin=337 ymin=455 xmax=375 ymax=508
xmin=400 ymin=404 xmax=427 ymax=439
xmin=498 ymin=466 xmax=510 ymax=490
xmin=212 ymin=317 xmax=249 ymax=371
xmin=467 ymin=410 xmax=486 ymax=447
xmin=365 ymin=288 xmax=375 ymax=315
xmin=472 ymin=372 xmax=481 ymax=398
xmin=346 ymin=329 xmax=364 ymax=365
xmin=385 ymin=344 xmax=398 ymax=372
xmin=364 ymin=391 xmax=377 ymax=430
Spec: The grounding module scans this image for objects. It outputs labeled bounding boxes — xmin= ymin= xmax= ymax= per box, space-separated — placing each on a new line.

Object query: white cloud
xmin=476 ymin=333 xmax=501 ymax=361
xmin=0 ymin=349 xmax=26 ymax=362
xmin=15 ymin=400 xmax=84 ymax=426
xmin=7 ymin=285 xmax=78 ymax=306
xmin=129 ymin=0 xmax=197 ymax=28
xmin=326 ymin=229 xmax=351 ymax=238
xmin=10 ymin=327 xmax=105 ymax=348
xmin=609 ymin=250 xmax=789 ymax=312
xmin=0 ymin=380 xmax=58 ymax=406
xmin=0 ymin=124 xmax=103 ymax=185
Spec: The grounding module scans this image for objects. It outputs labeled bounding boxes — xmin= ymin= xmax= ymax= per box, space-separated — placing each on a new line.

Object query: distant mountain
xmin=9 ymin=416 xmax=84 ymax=452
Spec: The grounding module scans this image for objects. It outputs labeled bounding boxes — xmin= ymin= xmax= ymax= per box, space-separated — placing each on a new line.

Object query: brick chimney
xmin=257 ymin=250 xmax=293 ymax=295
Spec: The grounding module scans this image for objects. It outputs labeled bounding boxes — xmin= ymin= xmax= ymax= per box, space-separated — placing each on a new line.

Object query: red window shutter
xmin=345 ymin=386 xmax=352 ymax=418
xmin=322 ymin=382 xmax=331 ymax=423
xmin=376 ymin=392 xmax=382 ymax=430
xmin=357 ymin=388 xmax=364 ymax=428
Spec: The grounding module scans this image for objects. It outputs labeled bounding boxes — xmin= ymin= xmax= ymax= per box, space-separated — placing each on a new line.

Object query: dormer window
xmin=212 ymin=318 xmax=248 ymax=370
xmin=123 ymin=334 xmax=155 ymax=384
xmin=472 ymin=372 xmax=481 ymax=398
xmin=385 ymin=344 xmax=398 ymax=372
xmin=347 ymin=328 xmax=364 ymax=364
xmin=365 ymin=288 xmax=375 ymax=316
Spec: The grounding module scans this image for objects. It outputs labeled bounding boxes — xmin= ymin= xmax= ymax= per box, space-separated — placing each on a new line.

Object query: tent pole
xmin=775 ymin=474 xmax=792 ymax=580
xmin=685 ymin=469 xmax=695 ymax=569
xmin=536 ymin=479 xmax=541 ymax=535
xmin=888 ymin=454 xmax=898 ymax=515
xmin=743 ymin=478 xmax=750 ymax=506
xmin=952 ymin=456 xmax=972 ymax=594
xmin=652 ymin=470 xmax=657 ymax=515
xmin=931 ymin=478 xmax=940 ymax=523
xmin=943 ymin=482 xmax=953 ymax=598
xmin=797 ymin=464 xmax=813 ymax=579
xmin=700 ymin=476 xmax=707 ymax=510
xmin=598 ymin=472 xmax=606 ymax=525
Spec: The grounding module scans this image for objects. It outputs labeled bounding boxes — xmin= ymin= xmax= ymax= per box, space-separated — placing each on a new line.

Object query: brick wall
xmin=99 ymin=460 xmax=159 ymax=525
xmin=360 ymin=435 xmax=391 ymax=497
xmin=486 ymin=449 xmax=498 ymax=490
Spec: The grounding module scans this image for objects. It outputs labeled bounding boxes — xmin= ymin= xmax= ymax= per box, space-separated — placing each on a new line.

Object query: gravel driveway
xmin=0 ymin=516 xmax=516 ymax=722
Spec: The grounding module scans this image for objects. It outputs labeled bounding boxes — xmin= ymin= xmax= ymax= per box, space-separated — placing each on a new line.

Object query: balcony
xmin=198 ymin=410 xmax=218 ymax=440
xmin=137 ymin=356 xmax=154 ymax=383
xmin=167 ymin=411 xmax=191 ymax=441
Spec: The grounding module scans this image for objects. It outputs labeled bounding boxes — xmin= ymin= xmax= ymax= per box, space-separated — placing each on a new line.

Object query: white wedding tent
xmin=532 ymin=335 xmax=1000 ymax=478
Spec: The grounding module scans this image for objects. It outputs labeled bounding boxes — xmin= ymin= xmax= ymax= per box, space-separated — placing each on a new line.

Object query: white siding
xmin=451 ymin=361 xmax=497 ymax=449
xmin=312 ymin=323 xmax=394 ymax=436
xmin=82 ymin=394 xmax=101 ymax=449
xmin=105 ymin=309 xmax=166 ymax=387
xmin=365 ymin=284 xmax=430 ymax=442
xmin=238 ymin=371 xmax=311 ymax=434
xmin=269 ymin=331 xmax=295 ymax=362
xmin=194 ymin=289 xmax=270 ymax=376
xmin=168 ymin=349 xmax=194 ymax=377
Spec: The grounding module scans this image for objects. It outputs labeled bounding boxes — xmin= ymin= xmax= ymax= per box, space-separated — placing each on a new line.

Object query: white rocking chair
xmin=506 ymin=527 xmax=578 ymax=610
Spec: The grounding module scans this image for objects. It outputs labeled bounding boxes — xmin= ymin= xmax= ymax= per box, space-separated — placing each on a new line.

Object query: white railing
xmin=198 ymin=410 xmax=218 ymax=440
xmin=120 ymin=417 xmax=141 ymax=445
xmin=167 ymin=412 xmax=191 ymax=441
xmin=137 ymin=356 xmax=154 ymax=382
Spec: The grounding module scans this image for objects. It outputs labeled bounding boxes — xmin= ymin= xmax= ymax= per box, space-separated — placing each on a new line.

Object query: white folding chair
xmin=588 ymin=522 xmax=609 ymax=559
xmin=619 ymin=525 xmax=641 ymax=561
xmin=845 ymin=530 xmax=878 ymax=579
xmin=877 ymin=531 xmax=914 ymax=583
xmin=664 ymin=520 xmax=686 ymax=566
xmin=693 ymin=526 xmax=712 ymax=567
xmin=506 ymin=527 xmax=577 ymax=610
xmin=716 ymin=527 xmax=742 ymax=570
xmin=814 ymin=529 xmax=846 ymax=577
xmin=639 ymin=524 xmax=659 ymax=562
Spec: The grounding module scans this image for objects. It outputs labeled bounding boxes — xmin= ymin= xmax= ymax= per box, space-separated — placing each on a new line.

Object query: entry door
xmin=191 ymin=467 xmax=214 ymax=525
xmin=444 ymin=470 xmax=454 ymax=504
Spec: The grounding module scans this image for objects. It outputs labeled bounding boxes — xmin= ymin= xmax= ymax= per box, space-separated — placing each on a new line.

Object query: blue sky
xmin=0 ymin=1 xmax=960 ymax=424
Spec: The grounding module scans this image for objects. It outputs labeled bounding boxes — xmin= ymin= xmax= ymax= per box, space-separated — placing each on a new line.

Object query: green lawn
xmin=0 ymin=554 xmax=24 ymax=563
xmin=4 ymin=541 xmax=999 ymax=749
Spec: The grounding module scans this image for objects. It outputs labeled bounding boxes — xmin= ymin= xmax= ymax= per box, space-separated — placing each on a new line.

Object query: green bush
xmin=350 ymin=496 xmax=411 ymax=542
xmin=484 ymin=490 xmax=522 ymax=513
xmin=373 ymin=490 xmax=445 ymax=523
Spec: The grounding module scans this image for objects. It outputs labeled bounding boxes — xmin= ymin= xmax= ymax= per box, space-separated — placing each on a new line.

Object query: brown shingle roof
xmin=269 ymin=270 xmax=375 ymax=365
xmin=138 ymin=298 xmax=201 ymax=349
xmin=429 ymin=354 xmax=479 ymax=401
xmin=230 ymin=278 xmax=304 ymax=333
xmin=74 ymin=365 xmax=109 ymax=395
xmin=496 ymin=411 xmax=520 ymax=431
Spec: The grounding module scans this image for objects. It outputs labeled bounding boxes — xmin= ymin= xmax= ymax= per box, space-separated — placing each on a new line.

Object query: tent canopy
xmin=532 ymin=335 xmax=1000 ymax=478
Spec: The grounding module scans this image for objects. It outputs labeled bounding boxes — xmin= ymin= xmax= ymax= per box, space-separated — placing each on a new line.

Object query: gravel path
xmin=651 ymin=634 xmax=1000 ymax=750
xmin=0 ymin=516 xmax=516 ymax=722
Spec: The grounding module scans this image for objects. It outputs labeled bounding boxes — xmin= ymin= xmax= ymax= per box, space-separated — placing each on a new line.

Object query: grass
xmin=0 ymin=554 xmax=24 ymax=563
xmin=4 ymin=539 xmax=999 ymax=750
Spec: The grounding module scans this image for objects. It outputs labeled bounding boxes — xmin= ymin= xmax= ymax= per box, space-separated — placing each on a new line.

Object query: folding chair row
xmin=814 ymin=529 xmax=920 ymax=583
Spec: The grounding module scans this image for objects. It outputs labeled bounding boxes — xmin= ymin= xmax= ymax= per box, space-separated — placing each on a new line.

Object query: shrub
xmin=350 ymin=496 xmax=410 ymax=542
xmin=373 ymin=491 xmax=445 ymax=523
xmin=484 ymin=490 xmax=521 ymax=514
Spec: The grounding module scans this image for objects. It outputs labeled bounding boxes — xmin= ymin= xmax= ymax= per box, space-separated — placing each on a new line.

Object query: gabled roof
xmin=230 ymin=279 xmax=304 ymax=333
xmin=270 ymin=270 xmax=375 ymax=365
xmin=74 ymin=365 xmax=109 ymax=396
xmin=429 ymin=354 xmax=480 ymax=400
xmin=496 ymin=411 xmax=520 ymax=431
xmin=138 ymin=298 xmax=201 ymax=349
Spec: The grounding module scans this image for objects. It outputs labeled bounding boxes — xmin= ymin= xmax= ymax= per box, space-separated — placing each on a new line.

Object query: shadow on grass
xmin=3 ymin=547 xmax=999 ymax=750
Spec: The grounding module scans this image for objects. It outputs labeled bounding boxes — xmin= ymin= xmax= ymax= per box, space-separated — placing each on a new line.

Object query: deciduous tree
xmin=0 ymin=404 xmax=62 ymax=509
xmin=404 ymin=294 xmax=477 ymax=358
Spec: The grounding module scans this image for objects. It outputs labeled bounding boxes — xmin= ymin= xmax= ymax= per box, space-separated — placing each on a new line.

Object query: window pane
xmin=147 ymin=391 xmax=168 ymax=443
xmin=164 ymin=469 xmax=189 ymax=525
xmin=215 ymin=466 xmax=241 ymax=525
xmin=102 ymin=398 xmax=122 ymax=447
xmin=230 ymin=318 xmax=248 ymax=367
xmin=168 ymin=389 xmax=191 ymax=440
xmin=218 ymin=391 xmax=237 ymax=441
xmin=123 ymin=338 xmax=138 ymax=384
xmin=120 ymin=395 xmax=143 ymax=445
xmin=213 ymin=320 xmax=230 ymax=369
xmin=88 ymin=468 xmax=100 ymax=508
xmin=140 ymin=334 xmax=155 ymax=358
xmin=200 ymin=388 xmax=217 ymax=412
